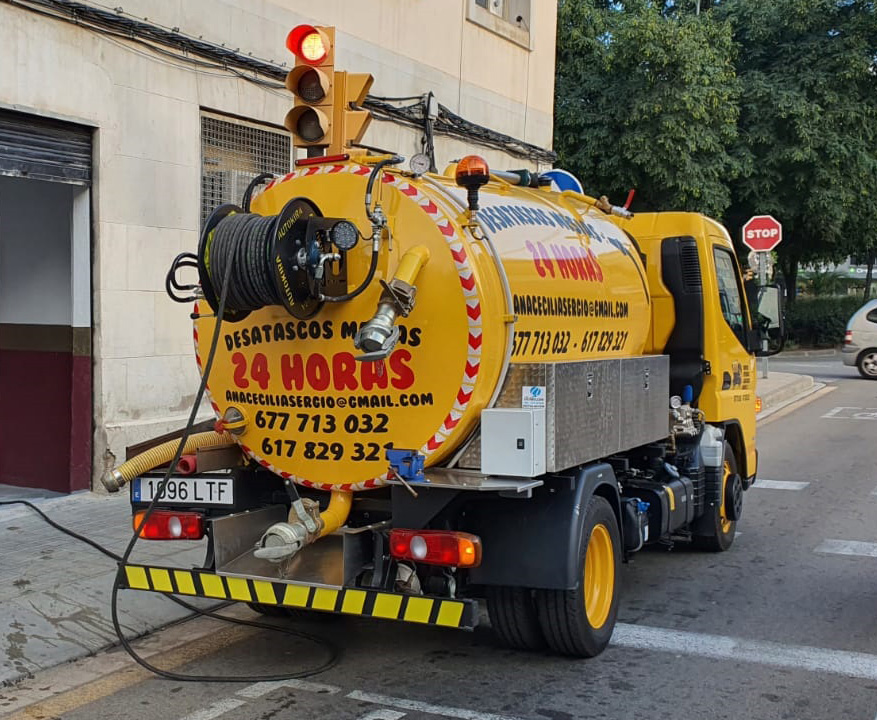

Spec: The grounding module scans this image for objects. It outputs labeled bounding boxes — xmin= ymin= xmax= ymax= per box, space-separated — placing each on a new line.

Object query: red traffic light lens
xmin=286 ymin=25 xmax=328 ymax=65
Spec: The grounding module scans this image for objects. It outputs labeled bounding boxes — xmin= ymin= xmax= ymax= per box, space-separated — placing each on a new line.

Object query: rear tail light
xmin=389 ymin=529 xmax=482 ymax=568
xmin=845 ymin=330 xmax=853 ymax=345
xmin=133 ymin=510 xmax=204 ymax=540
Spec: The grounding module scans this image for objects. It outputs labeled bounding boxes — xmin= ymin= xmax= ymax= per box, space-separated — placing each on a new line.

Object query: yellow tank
xmin=194 ymin=159 xmax=651 ymax=490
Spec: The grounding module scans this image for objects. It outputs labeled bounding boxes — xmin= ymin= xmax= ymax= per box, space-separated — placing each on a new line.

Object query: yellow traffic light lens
xmin=296 ymin=109 xmax=325 ymax=142
xmin=300 ymin=32 xmax=327 ymax=63
xmin=297 ymin=68 xmax=326 ymax=103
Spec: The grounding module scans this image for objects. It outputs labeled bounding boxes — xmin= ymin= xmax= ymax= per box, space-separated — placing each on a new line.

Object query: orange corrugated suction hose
xmin=318 ymin=490 xmax=353 ymax=538
xmin=102 ymin=431 xmax=235 ymax=492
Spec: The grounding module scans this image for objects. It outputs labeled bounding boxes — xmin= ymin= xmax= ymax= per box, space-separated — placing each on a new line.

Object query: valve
xmin=354 ymin=246 xmax=430 ymax=361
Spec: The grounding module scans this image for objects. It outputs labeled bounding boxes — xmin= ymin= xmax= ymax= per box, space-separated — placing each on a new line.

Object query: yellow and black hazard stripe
xmin=121 ymin=564 xmax=478 ymax=629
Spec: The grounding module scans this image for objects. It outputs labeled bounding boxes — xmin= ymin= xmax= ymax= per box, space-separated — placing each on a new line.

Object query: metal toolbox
xmin=467 ymin=356 xmax=670 ymax=474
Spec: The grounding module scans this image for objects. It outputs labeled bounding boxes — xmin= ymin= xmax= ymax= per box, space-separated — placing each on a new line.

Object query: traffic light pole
xmin=759 ymin=251 xmax=769 ymax=380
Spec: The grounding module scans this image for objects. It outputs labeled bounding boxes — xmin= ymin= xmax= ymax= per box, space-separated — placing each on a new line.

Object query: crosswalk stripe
xmin=612 ymin=623 xmax=877 ymax=680
xmin=752 ymin=479 xmax=810 ymax=490
xmin=815 ymin=539 xmax=877 ymax=558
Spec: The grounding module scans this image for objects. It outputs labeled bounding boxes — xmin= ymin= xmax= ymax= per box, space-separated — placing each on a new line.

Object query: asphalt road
xmin=768 ymin=351 xmax=859 ymax=383
xmin=4 ymin=358 xmax=877 ymax=720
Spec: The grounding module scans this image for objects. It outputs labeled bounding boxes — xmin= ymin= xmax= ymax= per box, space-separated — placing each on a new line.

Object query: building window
xmin=200 ymin=112 xmax=291 ymax=228
xmin=468 ymin=0 xmax=531 ymax=49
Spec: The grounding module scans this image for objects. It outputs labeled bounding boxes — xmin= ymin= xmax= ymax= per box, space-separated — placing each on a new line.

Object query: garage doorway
xmin=0 ymin=110 xmax=92 ymax=493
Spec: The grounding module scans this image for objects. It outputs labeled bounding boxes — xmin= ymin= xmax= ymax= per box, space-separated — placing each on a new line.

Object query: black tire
xmin=534 ymin=495 xmax=621 ymax=657
xmin=857 ymin=349 xmax=877 ymax=379
xmin=487 ymin=586 xmax=546 ymax=650
xmin=692 ymin=441 xmax=737 ymax=552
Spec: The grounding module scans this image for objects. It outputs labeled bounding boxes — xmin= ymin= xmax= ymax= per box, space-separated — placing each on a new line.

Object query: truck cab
xmin=621 ymin=212 xmax=758 ymax=481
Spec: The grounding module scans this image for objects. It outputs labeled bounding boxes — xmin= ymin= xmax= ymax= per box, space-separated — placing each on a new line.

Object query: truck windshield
xmin=713 ymin=247 xmax=749 ymax=346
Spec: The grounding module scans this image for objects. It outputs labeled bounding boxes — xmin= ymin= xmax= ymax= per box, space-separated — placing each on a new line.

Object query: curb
xmin=776 ymin=348 xmax=838 ymax=358
xmin=757 ymin=377 xmax=824 ymax=422
xmin=759 ymin=374 xmax=814 ymax=410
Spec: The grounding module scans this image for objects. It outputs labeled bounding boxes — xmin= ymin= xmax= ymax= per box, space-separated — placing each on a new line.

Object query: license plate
xmin=131 ymin=476 xmax=234 ymax=506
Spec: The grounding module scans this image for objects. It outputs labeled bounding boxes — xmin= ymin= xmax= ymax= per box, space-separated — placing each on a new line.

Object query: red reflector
xmin=389 ymin=529 xmax=482 ymax=568
xmin=295 ymin=153 xmax=350 ymax=167
xmin=133 ymin=510 xmax=204 ymax=540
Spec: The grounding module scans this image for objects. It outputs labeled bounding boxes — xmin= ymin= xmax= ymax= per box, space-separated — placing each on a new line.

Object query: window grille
xmin=200 ymin=113 xmax=291 ymax=228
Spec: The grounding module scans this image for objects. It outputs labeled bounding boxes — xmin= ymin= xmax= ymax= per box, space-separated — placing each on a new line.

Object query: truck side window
xmin=713 ymin=247 xmax=747 ymax=346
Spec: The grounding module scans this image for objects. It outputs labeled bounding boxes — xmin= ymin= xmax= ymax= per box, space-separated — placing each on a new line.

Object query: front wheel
xmin=535 ymin=495 xmax=621 ymax=657
xmin=857 ymin=349 xmax=877 ymax=379
xmin=692 ymin=441 xmax=738 ymax=552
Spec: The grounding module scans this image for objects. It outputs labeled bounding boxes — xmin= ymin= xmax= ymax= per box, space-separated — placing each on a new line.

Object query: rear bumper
xmin=842 ymin=345 xmax=859 ymax=366
xmin=120 ymin=564 xmax=478 ymax=630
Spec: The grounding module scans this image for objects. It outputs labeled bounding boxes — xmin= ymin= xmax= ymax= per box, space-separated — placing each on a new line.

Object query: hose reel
xmin=166 ymin=198 xmax=361 ymax=321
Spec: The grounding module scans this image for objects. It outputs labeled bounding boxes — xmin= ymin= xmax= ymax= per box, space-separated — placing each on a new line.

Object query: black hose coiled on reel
xmin=174 ymin=198 xmax=325 ymax=322
xmin=208 ymin=213 xmax=281 ymax=313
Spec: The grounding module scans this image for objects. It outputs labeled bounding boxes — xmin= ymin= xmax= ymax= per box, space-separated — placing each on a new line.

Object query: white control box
xmin=480 ymin=408 xmax=546 ymax=477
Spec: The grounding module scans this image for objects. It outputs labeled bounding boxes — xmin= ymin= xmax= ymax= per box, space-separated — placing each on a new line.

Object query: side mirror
xmin=754 ymin=284 xmax=784 ymax=356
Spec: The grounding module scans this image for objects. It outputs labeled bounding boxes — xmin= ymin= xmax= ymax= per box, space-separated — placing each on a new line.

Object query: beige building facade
xmin=0 ymin=0 xmax=557 ymax=491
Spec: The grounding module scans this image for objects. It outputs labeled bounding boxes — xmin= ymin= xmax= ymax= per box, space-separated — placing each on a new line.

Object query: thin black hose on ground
xmin=109 ymin=249 xmax=340 ymax=682
xmin=0 ymin=500 xmax=122 ymax=562
xmin=1 ymin=250 xmax=341 ymax=682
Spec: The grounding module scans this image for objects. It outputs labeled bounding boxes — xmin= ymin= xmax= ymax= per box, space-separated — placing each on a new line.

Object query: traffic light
xmin=285 ymin=25 xmax=335 ymax=149
xmin=337 ymin=72 xmax=374 ymax=150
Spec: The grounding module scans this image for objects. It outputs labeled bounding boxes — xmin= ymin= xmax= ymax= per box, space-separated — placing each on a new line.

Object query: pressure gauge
xmin=330 ymin=220 xmax=359 ymax=251
xmin=409 ymin=153 xmax=431 ymax=176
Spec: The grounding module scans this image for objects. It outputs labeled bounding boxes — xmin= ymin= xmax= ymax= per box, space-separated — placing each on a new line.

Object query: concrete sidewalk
xmin=0 ymin=491 xmax=211 ymax=686
xmin=756 ymin=370 xmax=817 ymax=419
xmin=0 ymin=370 xmax=817 ymax=688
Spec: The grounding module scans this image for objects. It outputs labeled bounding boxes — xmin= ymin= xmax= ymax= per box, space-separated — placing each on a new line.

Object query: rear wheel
xmin=535 ymin=496 xmax=620 ymax=657
xmin=487 ymin=586 xmax=546 ymax=650
xmin=857 ymin=349 xmax=877 ymax=379
xmin=692 ymin=441 xmax=738 ymax=552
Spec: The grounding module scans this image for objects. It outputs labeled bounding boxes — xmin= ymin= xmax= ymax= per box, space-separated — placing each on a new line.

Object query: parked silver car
xmin=842 ymin=298 xmax=877 ymax=378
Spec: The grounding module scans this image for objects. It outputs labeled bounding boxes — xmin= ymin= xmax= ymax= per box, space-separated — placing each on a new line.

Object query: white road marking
xmin=359 ymin=711 xmax=407 ymax=720
xmin=236 ymin=678 xmax=341 ymax=698
xmin=752 ymin=479 xmax=810 ymax=490
xmin=347 ymin=690 xmax=524 ymax=720
xmin=815 ymin=539 xmax=877 ymax=559
xmin=870 ymin=485 xmax=877 ymax=496
xmin=178 ymin=698 xmax=247 ymax=720
xmin=821 ymin=406 xmax=877 ymax=420
xmin=612 ymin=623 xmax=877 ymax=680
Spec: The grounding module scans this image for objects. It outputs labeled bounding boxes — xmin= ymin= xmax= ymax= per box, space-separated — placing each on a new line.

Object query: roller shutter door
xmin=0 ymin=109 xmax=92 ymax=185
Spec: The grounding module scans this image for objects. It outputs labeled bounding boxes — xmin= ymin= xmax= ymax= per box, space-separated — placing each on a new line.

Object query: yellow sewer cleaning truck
xmin=104 ymin=25 xmax=781 ymax=657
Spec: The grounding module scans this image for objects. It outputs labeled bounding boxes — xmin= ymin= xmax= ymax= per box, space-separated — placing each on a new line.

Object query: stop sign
xmin=742 ymin=215 xmax=782 ymax=252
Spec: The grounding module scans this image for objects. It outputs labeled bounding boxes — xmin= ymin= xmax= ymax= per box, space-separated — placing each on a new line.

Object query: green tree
xmin=718 ymin=0 xmax=877 ymax=301
xmin=554 ymin=0 xmax=741 ymax=217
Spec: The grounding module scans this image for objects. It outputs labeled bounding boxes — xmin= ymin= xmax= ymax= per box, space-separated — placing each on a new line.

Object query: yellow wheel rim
xmin=719 ymin=461 xmax=733 ymax=534
xmin=584 ymin=523 xmax=614 ymax=629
